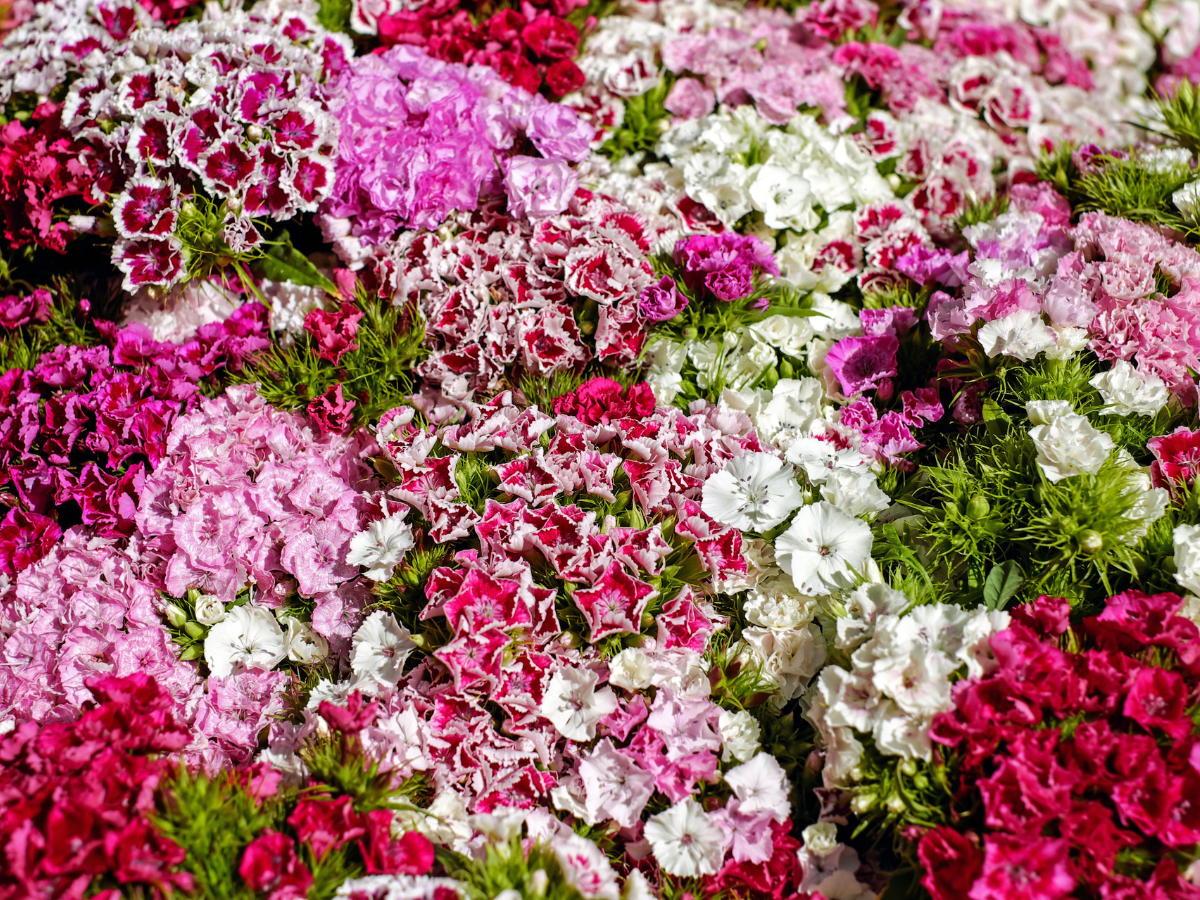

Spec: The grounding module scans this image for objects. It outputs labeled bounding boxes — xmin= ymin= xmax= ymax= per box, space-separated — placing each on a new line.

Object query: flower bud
xmin=966 ymin=494 xmax=990 ymax=519
xmin=164 ymin=603 xmax=189 ymax=628
xmin=850 ymin=793 xmax=875 ymax=813
xmin=1080 ymin=530 xmax=1104 ymax=554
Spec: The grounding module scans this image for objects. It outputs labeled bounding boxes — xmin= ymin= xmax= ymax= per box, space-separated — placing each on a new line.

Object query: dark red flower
xmin=288 ymin=796 xmax=365 ymax=861
xmin=918 ymin=827 xmax=984 ymax=900
xmin=360 ymin=811 xmax=435 ymax=876
xmin=238 ymin=832 xmax=312 ymax=900
xmin=521 ymin=15 xmax=578 ymax=59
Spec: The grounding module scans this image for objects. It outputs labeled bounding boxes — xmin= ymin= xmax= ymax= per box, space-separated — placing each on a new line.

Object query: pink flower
xmin=1148 ymin=427 xmax=1200 ymax=493
xmin=360 ymin=812 xmax=435 ymax=875
xmin=504 ymin=156 xmax=578 ymax=219
xmin=824 ymin=335 xmax=899 ymax=396
xmin=1123 ymin=667 xmax=1190 ymax=739
xmin=304 ymin=301 xmax=364 ymax=365
xmin=919 ymin=827 xmax=984 ymax=900
xmin=967 ymin=835 xmax=1075 ymax=900
xmin=570 ymin=562 xmax=657 ymax=641
xmin=551 ymin=378 xmax=656 ymax=425
xmin=238 ymin=832 xmax=313 ymax=900
xmin=0 ymin=507 xmax=61 ymax=577
xmin=665 ymin=77 xmax=716 ymax=119
xmin=638 ymin=276 xmax=689 ymax=323
xmin=307 ymin=383 xmax=357 ymax=436
xmin=288 ymin=796 xmax=366 ymax=861
xmin=0 ymin=288 xmax=52 ymax=329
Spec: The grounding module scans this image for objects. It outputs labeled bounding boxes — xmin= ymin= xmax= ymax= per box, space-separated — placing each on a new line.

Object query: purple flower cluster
xmin=318 ymin=44 xmax=593 ymax=251
xmin=674 ymin=232 xmax=780 ymax=303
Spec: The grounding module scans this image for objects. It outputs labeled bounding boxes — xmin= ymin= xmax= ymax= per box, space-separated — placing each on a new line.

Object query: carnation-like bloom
xmin=204 ymin=605 xmax=288 ymax=678
xmin=1088 ymin=360 xmax=1170 ymax=417
xmin=540 ymin=667 xmax=618 ymax=742
xmin=1028 ymin=413 xmax=1115 ymax=482
xmin=776 ymin=501 xmax=873 ymax=595
xmin=350 ymin=611 xmax=416 ymax=695
xmin=701 ymin=452 xmax=804 ymax=532
xmin=347 ymin=510 xmax=416 ymax=582
xmin=644 ymin=797 xmax=727 ymax=877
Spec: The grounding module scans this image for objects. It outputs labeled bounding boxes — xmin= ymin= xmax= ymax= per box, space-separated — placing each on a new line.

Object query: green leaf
xmin=254 ymin=232 xmax=337 ymax=294
xmin=983 ymin=561 xmax=1024 ymax=610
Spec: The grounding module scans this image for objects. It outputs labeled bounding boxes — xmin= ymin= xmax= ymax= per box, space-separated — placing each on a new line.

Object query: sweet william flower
xmin=1174 ymin=524 xmax=1200 ymax=597
xmin=1089 ymin=360 xmax=1170 ymax=417
xmin=967 ymin=835 xmax=1075 ymax=900
xmin=644 ymin=797 xmax=727 ymax=878
xmin=284 ymin=616 xmax=330 ymax=665
xmin=0 ymin=507 xmax=61 ymax=577
xmin=541 ymin=667 xmax=618 ymax=741
xmin=238 ymin=831 xmax=313 ymax=900
xmin=608 ymin=647 xmax=654 ymax=691
xmin=308 ymin=383 xmax=357 ymax=437
xmin=204 ymin=605 xmax=288 ymax=678
xmin=718 ymin=709 xmax=762 ymax=762
xmin=347 ymin=510 xmax=416 ymax=582
xmin=702 ymin=452 xmax=804 ymax=533
xmin=776 ymin=501 xmax=873 ymax=596
xmin=638 ymin=276 xmax=688 ymax=323
xmin=351 ymin=610 xmax=416 ymax=695
xmin=504 ymin=156 xmax=578 ymax=219
xmin=1028 ymin=414 xmax=1114 ymax=482
xmin=194 ymin=594 xmax=227 ymax=626
xmin=723 ymin=753 xmax=791 ymax=822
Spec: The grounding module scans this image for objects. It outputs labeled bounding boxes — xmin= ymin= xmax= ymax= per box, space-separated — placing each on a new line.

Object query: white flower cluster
xmin=204 ymin=602 xmax=330 ymax=677
xmin=657 ymin=106 xmax=893 ymax=244
xmin=809 ymin=589 xmax=1011 ymax=786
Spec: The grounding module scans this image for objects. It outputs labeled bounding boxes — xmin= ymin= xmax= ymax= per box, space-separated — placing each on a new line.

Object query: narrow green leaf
xmin=983 ymin=560 xmax=1024 ymax=610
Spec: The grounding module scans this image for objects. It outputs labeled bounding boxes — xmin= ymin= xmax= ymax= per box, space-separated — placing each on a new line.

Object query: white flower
xmin=1025 ymin=399 xmax=1074 ymax=425
xmin=702 ymin=452 xmax=804 ymax=532
xmin=1175 ymin=179 xmax=1200 ymax=221
xmin=1174 ymin=524 xmax=1200 ymax=597
xmin=347 ymin=511 xmax=416 ymax=582
xmin=741 ymin=624 xmax=827 ymax=702
xmin=871 ymin=703 xmax=932 ymax=760
xmin=351 ymin=611 xmax=415 ymax=695
xmin=644 ymin=338 xmax=687 ymax=405
xmin=1089 ymin=360 xmax=1170 ymax=417
xmin=744 ymin=576 xmax=816 ymax=629
xmin=747 ymin=164 xmax=818 ymax=231
xmin=724 ymin=753 xmax=790 ymax=821
xmin=194 ymin=593 xmax=227 ymax=626
xmin=204 ymin=605 xmax=288 ymax=678
xmin=802 ymin=822 xmax=840 ymax=857
xmin=718 ymin=709 xmax=762 ymax=763
xmin=749 ymin=315 xmax=814 ymax=358
xmin=977 ymin=308 xmax=1055 ymax=360
xmin=541 ymin=667 xmax=619 ymax=741
xmin=644 ymin=798 xmax=727 ymax=877
xmin=837 ymin=582 xmax=911 ymax=650
xmin=1029 ymin=413 xmax=1115 ymax=482
xmin=819 ymin=468 xmax=890 ymax=518
xmin=776 ymin=501 xmax=873 ymax=596
xmin=756 ymin=378 xmax=825 ymax=449
xmin=283 ymin=616 xmax=329 ymax=665
xmin=608 ymin=647 xmax=654 ymax=692
xmin=785 ymin=438 xmax=868 ymax=484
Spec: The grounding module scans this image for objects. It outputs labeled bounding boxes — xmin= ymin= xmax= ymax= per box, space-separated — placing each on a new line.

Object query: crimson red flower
xmin=0 ymin=506 xmax=61 ymax=577
xmin=1148 ymin=426 xmax=1200 ymax=493
xmin=304 ymin=301 xmax=364 ymax=365
xmin=360 ymin=811 xmax=435 ymax=876
xmin=1123 ymin=666 xmax=1191 ymax=739
xmin=238 ymin=832 xmax=312 ymax=900
xmin=918 ymin=827 xmax=984 ymax=900
xmin=551 ymin=377 xmax=656 ymax=425
xmin=288 ymin=796 xmax=366 ymax=861
xmin=307 ymin=383 xmax=357 ymax=436
xmin=521 ymin=15 xmax=578 ymax=59
xmin=545 ymin=59 xmax=585 ymax=96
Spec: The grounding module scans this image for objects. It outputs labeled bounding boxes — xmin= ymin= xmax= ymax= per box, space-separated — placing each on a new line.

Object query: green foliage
xmin=1152 ymin=78 xmax=1200 ymax=155
xmin=955 ymin=192 xmax=1010 ymax=231
xmin=848 ymin=749 xmax=962 ymax=841
xmin=231 ymin=288 xmax=426 ymax=428
xmin=315 ymin=0 xmax=354 ymax=32
xmin=601 ymin=74 xmax=675 ymax=162
xmin=0 ymin=280 xmax=100 ymax=373
xmin=301 ymin=730 xmax=434 ymax=813
xmin=1035 ymin=143 xmax=1193 ymax=232
xmin=154 ymin=768 xmax=283 ymax=900
xmin=253 ymin=230 xmax=338 ymax=293
xmin=439 ymin=836 xmax=587 ymax=900
xmin=174 ymin=194 xmax=267 ymax=286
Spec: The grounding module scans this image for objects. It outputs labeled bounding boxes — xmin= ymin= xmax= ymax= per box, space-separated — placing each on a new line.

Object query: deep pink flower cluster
xmin=318 ymin=43 xmax=592 ymax=248
xmin=0 ymin=302 xmax=268 ymax=547
xmin=381 ymin=191 xmax=662 ymax=400
xmin=674 ymin=232 xmax=781 ymax=304
xmin=0 ymin=672 xmax=192 ymax=900
xmin=0 ymin=117 xmax=112 ymax=253
xmin=373 ymin=0 xmax=589 ymax=98
xmin=921 ymin=592 xmax=1200 ymax=900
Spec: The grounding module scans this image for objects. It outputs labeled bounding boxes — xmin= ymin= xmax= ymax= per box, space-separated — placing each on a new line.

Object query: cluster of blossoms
xmin=0 ymin=673 xmax=192 ymax=899
xmin=0 ymin=0 xmax=348 ymax=291
xmin=919 ymin=592 xmax=1200 ymax=899
xmin=318 ymin=43 xmax=594 ymax=261
xmin=0 ymin=303 xmax=267 ymax=553
xmin=355 ymin=0 xmax=590 ymax=98
xmin=376 ymin=192 xmax=666 ymax=400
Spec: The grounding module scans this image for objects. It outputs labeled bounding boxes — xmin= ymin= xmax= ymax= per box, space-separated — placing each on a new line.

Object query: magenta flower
xmin=824 ymin=335 xmax=900 ymax=396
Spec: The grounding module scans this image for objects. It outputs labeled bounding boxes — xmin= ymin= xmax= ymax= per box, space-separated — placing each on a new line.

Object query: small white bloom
xmin=741 ymin=624 xmax=827 ymax=701
xmin=194 ymin=593 xmax=227 ymax=626
xmin=744 ymin=576 xmax=817 ymax=629
xmin=1174 ymin=524 xmax=1200 ymax=597
xmin=977 ymin=308 xmax=1055 ymax=361
xmin=820 ymin=467 xmax=891 ymax=518
xmin=541 ymin=667 xmax=619 ymax=741
xmin=204 ymin=604 xmax=287 ymax=678
xmin=723 ymin=753 xmax=790 ymax=821
xmin=347 ymin=511 xmax=416 ymax=582
xmin=283 ymin=615 xmax=329 ymax=665
xmin=747 ymin=164 xmax=818 ymax=231
xmin=1029 ymin=413 xmax=1115 ymax=482
xmin=1175 ymin=180 xmax=1200 ymax=221
xmin=644 ymin=798 xmax=727 ymax=878
xmin=802 ymin=822 xmax=840 ymax=857
xmin=608 ymin=647 xmax=654 ymax=692
xmin=785 ymin=438 xmax=868 ymax=484
xmin=776 ymin=501 xmax=873 ymax=596
xmin=702 ymin=452 xmax=804 ymax=532
xmin=718 ymin=709 xmax=762 ymax=763
xmin=837 ymin=582 xmax=911 ymax=650
xmin=351 ymin=610 xmax=415 ymax=695
xmin=1025 ymin=399 xmax=1074 ymax=425
xmin=1089 ymin=360 xmax=1170 ymax=417
xmin=749 ymin=315 xmax=814 ymax=358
